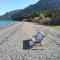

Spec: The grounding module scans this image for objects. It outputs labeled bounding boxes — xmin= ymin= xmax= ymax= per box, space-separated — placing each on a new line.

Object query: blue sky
xmin=0 ymin=0 xmax=39 ymax=15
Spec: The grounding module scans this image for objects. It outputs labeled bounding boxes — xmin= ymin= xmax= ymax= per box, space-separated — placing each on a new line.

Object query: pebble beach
xmin=0 ymin=22 xmax=60 ymax=60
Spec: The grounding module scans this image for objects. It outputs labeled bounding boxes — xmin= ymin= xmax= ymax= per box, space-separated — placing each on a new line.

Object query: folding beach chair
xmin=29 ymin=31 xmax=45 ymax=47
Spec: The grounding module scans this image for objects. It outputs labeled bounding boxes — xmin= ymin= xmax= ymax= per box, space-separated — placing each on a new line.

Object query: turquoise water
xmin=0 ymin=20 xmax=16 ymax=27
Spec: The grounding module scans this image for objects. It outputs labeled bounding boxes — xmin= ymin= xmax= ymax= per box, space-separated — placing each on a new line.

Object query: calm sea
xmin=0 ymin=20 xmax=16 ymax=28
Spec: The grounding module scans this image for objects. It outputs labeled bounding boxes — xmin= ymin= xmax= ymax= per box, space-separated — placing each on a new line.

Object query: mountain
xmin=0 ymin=10 xmax=22 ymax=19
xmin=1 ymin=0 xmax=60 ymax=18
xmin=1 ymin=0 xmax=60 ymax=25
xmin=13 ymin=0 xmax=60 ymax=15
xmin=23 ymin=0 xmax=60 ymax=11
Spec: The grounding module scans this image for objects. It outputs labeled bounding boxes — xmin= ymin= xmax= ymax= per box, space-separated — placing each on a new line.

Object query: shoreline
xmin=0 ymin=21 xmax=18 ymax=29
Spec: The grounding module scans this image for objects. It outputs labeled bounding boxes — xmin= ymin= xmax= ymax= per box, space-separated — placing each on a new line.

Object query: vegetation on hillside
xmin=0 ymin=0 xmax=60 ymax=25
xmin=11 ymin=8 xmax=60 ymax=25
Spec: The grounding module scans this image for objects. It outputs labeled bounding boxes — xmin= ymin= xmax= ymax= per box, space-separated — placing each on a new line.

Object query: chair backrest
xmin=32 ymin=32 xmax=45 ymax=43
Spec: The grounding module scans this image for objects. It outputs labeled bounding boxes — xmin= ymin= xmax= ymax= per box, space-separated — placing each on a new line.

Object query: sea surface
xmin=0 ymin=19 xmax=16 ymax=28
